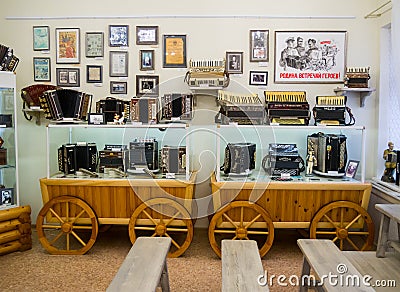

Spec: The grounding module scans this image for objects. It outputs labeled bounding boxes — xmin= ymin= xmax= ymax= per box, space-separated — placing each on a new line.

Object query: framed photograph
xmin=136 ymin=75 xmax=159 ymax=96
xmin=226 ymin=52 xmax=243 ymax=74
xmin=345 ymin=160 xmax=359 ymax=178
xmin=33 ymin=26 xmax=50 ymax=51
xmin=274 ymin=31 xmax=347 ymax=83
xmin=56 ymin=68 xmax=80 ymax=87
xmin=0 ymin=188 xmax=14 ymax=206
xmin=136 ymin=26 xmax=159 ymax=45
xmin=86 ymin=65 xmax=102 ymax=83
xmin=110 ymin=81 xmax=127 ymax=94
xmin=33 ymin=57 xmax=51 ymax=82
xmin=249 ymin=71 xmax=268 ymax=86
xmin=140 ymin=50 xmax=155 ymax=71
xmin=163 ymin=35 xmax=187 ymax=68
xmin=109 ymin=51 xmax=128 ymax=77
xmin=56 ymin=28 xmax=80 ymax=64
xmin=85 ymin=32 xmax=104 ymax=58
xmin=250 ymin=30 xmax=269 ymax=62
xmin=88 ymin=113 xmax=105 ymax=125
xmin=109 ymin=25 xmax=129 ymax=47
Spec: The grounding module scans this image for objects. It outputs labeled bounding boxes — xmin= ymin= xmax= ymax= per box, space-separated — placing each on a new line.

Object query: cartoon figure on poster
xmin=381 ymin=141 xmax=397 ymax=183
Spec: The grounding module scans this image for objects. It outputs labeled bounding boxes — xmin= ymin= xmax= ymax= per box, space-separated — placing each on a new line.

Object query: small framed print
xmin=109 ymin=25 xmax=129 ymax=47
xmin=110 ymin=81 xmax=127 ymax=94
xmin=163 ymin=35 xmax=187 ymax=68
xmin=345 ymin=160 xmax=359 ymax=178
xmin=56 ymin=68 xmax=80 ymax=87
xmin=85 ymin=32 xmax=104 ymax=58
xmin=136 ymin=75 xmax=159 ymax=96
xmin=86 ymin=65 xmax=102 ymax=83
xmin=33 ymin=26 xmax=50 ymax=51
xmin=249 ymin=71 xmax=268 ymax=86
xmin=0 ymin=188 xmax=14 ymax=206
xmin=33 ymin=57 xmax=51 ymax=82
xmin=250 ymin=30 xmax=269 ymax=62
xmin=136 ymin=26 xmax=159 ymax=45
xmin=88 ymin=113 xmax=105 ymax=125
xmin=56 ymin=28 xmax=80 ymax=64
xmin=140 ymin=50 xmax=154 ymax=71
xmin=109 ymin=51 xmax=128 ymax=77
xmin=226 ymin=52 xmax=243 ymax=74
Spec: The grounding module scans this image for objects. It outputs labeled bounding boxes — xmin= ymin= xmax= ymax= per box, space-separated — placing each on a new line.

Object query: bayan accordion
xmin=0 ymin=44 xmax=19 ymax=72
xmin=161 ymin=93 xmax=193 ymax=121
xmin=222 ymin=143 xmax=256 ymax=175
xmin=161 ymin=146 xmax=186 ymax=174
xmin=130 ymin=97 xmax=158 ymax=124
xmin=344 ymin=67 xmax=370 ymax=88
xmin=58 ymin=143 xmax=97 ymax=174
xmin=262 ymin=143 xmax=305 ymax=176
xmin=185 ymin=59 xmax=229 ymax=88
xmin=313 ymin=95 xmax=355 ymax=126
xmin=96 ymin=97 xmax=130 ymax=123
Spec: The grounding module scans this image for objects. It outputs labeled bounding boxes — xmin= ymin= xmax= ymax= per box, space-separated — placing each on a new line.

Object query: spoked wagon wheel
xmin=208 ymin=201 xmax=274 ymax=258
xmin=128 ymin=198 xmax=193 ymax=258
xmin=36 ymin=196 xmax=99 ymax=255
xmin=310 ymin=201 xmax=374 ymax=251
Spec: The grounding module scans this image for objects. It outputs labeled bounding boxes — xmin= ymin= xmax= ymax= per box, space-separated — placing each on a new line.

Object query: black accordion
xmin=222 ymin=143 xmax=256 ymax=175
xmin=130 ymin=97 xmax=158 ymax=124
xmin=262 ymin=143 xmax=305 ymax=176
xmin=161 ymin=146 xmax=186 ymax=174
xmin=98 ymin=145 xmax=129 ymax=173
xmin=0 ymin=44 xmax=19 ymax=72
xmin=58 ymin=143 xmax=97 ymax=174
xmin=161 ymin=93 xmax=193 ymax=121
xmin=312 ymin=95 xmax=355 ymax=126
xmin=344 ymin=67 xmax=370 ymax=88
xmin=128 ymin=138 xmax=159 ymax=171
xmin=96 ymin=97 xmax=130 ymax=123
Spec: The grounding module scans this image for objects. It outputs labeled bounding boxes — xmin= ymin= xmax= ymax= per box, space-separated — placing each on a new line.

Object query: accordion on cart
xmin=58 ymin=142 xmax=97 ymax=175
xmin=222 ymin=143 xmax=256 ymax=175
xmin=262 ymin=143 xmax=305 ymax=176
xmin=312 ymin=95 xmax=355 ymax=126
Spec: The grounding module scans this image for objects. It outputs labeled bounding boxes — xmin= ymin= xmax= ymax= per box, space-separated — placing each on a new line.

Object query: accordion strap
xmin=22 ymin=101 xmax=33 ymax=122
xmin=345 ymin=106 xmax=355 ymax=126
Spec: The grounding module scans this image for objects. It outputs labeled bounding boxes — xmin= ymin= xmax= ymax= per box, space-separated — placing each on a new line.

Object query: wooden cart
xmin=208 ymin=173 xmax=374 ymax=258
xmin=36 ymin=172 xmax=196 ymax=257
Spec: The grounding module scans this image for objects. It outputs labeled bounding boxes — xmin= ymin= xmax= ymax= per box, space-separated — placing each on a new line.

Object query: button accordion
xmin=262 ymin=143 xmax=305 ymax=176
xmin=0 ymin=43 xmax=19 ymax=72
xmin=130 ymin=97 xmax=158 ymax=124
xmin=128 ymin=138 xmax=159 ymax=171
xmin=313 ymin=95 xmax=355 ymax=126
xmin=222 ymin=143 xmax=256 ymax=175
xmin=58 ymin=143 xmax=97 ymax=174
xmin=161 ymin=146 xmax=186 ymax=174
xmin=98 ymin=145 xmax=129 ymax=173
xmin=96 ymin=97 xmax=130 ymax=124
xmin=161 ymin=93 xmax=193 ymax=121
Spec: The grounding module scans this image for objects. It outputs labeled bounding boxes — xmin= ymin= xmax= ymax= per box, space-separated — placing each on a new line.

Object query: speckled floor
xmin=0 ymin=226 xmax=304 ymax=292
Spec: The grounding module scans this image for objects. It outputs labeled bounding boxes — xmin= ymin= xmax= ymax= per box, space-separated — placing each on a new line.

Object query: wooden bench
xmin=221 ymin=240 xmax=269 ymax=291
xmin=375 ymin=204 xmax=400 ymax=258
xmin=297 ymin=239 xmax=374 ymax=291
xmin=107 ymin=237 xmax=171 ymax=292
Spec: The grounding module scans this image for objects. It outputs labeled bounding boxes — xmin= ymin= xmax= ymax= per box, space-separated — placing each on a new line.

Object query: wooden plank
xmin=107 ymin=237 xmax=171 ymax=292
xmin=222 ymin=240 xmax=269 ymax=292
xmin=375 ymin=204 xmax=400 ymax=224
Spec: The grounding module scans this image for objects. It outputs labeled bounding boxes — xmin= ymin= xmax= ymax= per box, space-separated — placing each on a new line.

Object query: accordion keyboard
xmin=218 ymin=90 xmax=261 ymax=104
xmin=265 ymin=91 xmax=307 ymax=103
xmin=271 ymin=118 xmax=306 ymax=125
xmin=316 ymin=95 xmax=346 ymax=106
xmin=189 ymin=59 xmax=225 ymax=75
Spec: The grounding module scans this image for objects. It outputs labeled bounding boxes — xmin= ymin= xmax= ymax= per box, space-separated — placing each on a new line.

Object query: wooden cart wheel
xmin=36 ymin=196 xmax=99 ymax=255
xmin=128 ymin=198 xmax=193 ymax=258
xmin=208 ymin=201 xmax=274 ymax=258
xmin=310 ymin=201 xmax=374 ymax=251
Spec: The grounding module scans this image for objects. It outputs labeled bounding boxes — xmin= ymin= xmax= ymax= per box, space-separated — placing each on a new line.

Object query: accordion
xmin=222 ymin=143 xmax=256 ymax=175
xmin=41 ymin=89 xmax=92 ymax=121
xmin=0 ymin=44 xmax=19 ymax=72
xmin=307 ymin=133 xmax=347 ymax=175
xmin=96 ymin=97 xmax=130 ymax=123
xmin=21 ymin=84 xmax=60 ymax=108
xmin=58 ymin=143 xmax=97 ymax=174
xmin=130 ymin=97 xmax=158 ymax=124
xmin=264 ymin=91 xmax=310 ymax=125
xmin=344 ymin=67 xmax=370 ymax=88
xmin=128 ymin=138 xmax=159 ymax=171
xmin=161 ymin=146 xmax=186 ymax=174
xmin=161 ymin=93 xmax=193 ymax=121
xmin=98 ymin=145 xmax=129 ymax=173
xmin=185 ymin=59 xmax=229 ymax=88
xmin=262 ymin=143 xmax=305 ymax=176
xmin=313 ymin=95 xmax=355 ymax=126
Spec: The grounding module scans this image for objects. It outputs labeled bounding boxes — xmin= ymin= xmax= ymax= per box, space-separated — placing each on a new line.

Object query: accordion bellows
xmin=21 ymin=84 xmax=60 ymax=108
xmin=0 ymin=44 xmax=19 ymax=72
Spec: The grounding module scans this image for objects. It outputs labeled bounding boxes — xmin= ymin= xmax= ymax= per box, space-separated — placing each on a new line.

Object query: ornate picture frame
xmin=226 ymin=51 xmax=243 ymax=74
xmin=249 ymin=30 xmax=269 ymax=62
xmin=33 ymin=26 xmax=50 ymax=51
xmin=110 ymin=81 xmax=127 ymax=94
xmin=109 ymin=51 xmax=128 ymax=77
xmin=249 ymin=71 xmax=268 ymax=86
xmin=136 ymin=75 xmax=159 ymax=96
xmin=136 ymin=26 xmax=159 ymax=45
xmin=56 ymin=28 xmax=80 ymax=64
xmin=109 ymin=25 xmax=129 ymax=47
xmin=86 ymin=65 xmax=102 ymax=83
xmin=140 ymin=50 xmax=155 ymax=71
xmin=56 ymin=68 xmax=80 ymax=87
xmin=33 ymin=57 xmax=51 ymax=82
xmin=163 ymin=35 xmax=187 ymax=68
xmin=85 ymin=32 xmax=104 ymax=58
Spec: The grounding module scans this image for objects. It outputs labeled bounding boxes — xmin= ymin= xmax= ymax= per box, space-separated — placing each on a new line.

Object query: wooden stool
xmin=375 ymin=204 xmax=400 ymax=258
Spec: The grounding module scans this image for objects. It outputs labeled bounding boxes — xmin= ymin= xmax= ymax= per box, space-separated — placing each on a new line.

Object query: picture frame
xmin=249 ymin=71 xmax=268 ymax=86
xmin=249 ymin=30 xmax=269 ymax=62
xmin=274 ymin=30 xmax=347 ymax=83
xmin=33 ymin=57 xmax=51 ymax=82
xmin=56 ymin=68 xmax=80 ymax=87
xmin=109 ymin=25 xmax=129 ymax=47
xmin=345 ymin=160 xmax=359 ymax=178
xmin=140 ymin=50 xmax=155 ymax=71
xmin=86 ymin=65 xmax=102 ymax=83
xmin=0 ymin=188 xmax=14 ymax=206
xmin=136 ymin=26 xmax=159 ymax=45
xmin=163 ymin=35 xmax=187 ymax=68
xmin=110 ymin=81 xmax=127 ymax=94
xmin=85 ymin=32 xmax=104 ymax=58
xmin=33 ymin=26 xmax=50 ymax=51
xmin=136 ymin=75 xmax=159 ymax=96
xmin=88 ymin=113 xmax=106 ymax=125
xmin=56 ymin=28 xmax=80 ymax=64
xmin=226 ymin=52 xmax=243 ymax=74
xmin=109 ymin=51 xmax=128 ymax=77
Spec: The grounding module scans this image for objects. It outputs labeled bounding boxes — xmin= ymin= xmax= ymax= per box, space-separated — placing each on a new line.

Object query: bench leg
xmin=299 ymin=257 xmax=310 ymax=292
xmin=377 ymin=214 xmax=390 ymax=258
xmin=160 ymin=261 xmax=170 ymax=292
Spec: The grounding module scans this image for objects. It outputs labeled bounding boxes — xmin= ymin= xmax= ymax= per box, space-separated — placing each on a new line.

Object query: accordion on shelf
xmin=96 ymin=97 xmax=130 ymax=124
xmin=184 ymin=59 xmax=229 ymax=88
xmin=262 ymin=143 xmax=305 ymax=176
xmin=130 ymin=97 xmax=158 ymax=124
xmin=21 ymin=84 xmax=60 ymax=108
xmin=264 ymin=91 xmax=310 ymax=125
xmin=40 ymin=89 xmax=92 ymax=121
xmin=222 ymin=143 xmax=256 ymax=175
xmin=344 ymin=67 xmax=370 ymax=88
xmin=58 ymin=143 xmax=97 ymax=174
xmin=128 ymin=138 xmax=159 ymax=171
xmin=215 ymin=90 xmax=265 ymax=125
xmin=161 ymin=93 xmax=193 ymax=121
xmin=161 ymin=146 xmax=186 ymax=174
xmin=0 ymin=44 xmax=19 ymax=72
xmin=98 ymin=145 xmax=129 ymax=173
xmin=313 ymin=95 xmax=355 ymax=126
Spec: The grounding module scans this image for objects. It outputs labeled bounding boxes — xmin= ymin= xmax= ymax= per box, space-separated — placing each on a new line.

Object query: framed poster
xmin=56 ymin=68 xmax=80 ymax=87
xmin=250 ymin=30 xmax=269 ymax=62
xmin=136 ymin=26 xmax=159 ymax=45
xmin=140 ymin=50 xmax=154 ymax=71
xmin=345 ymin=160 xmax=359 ymax=178
xmin=226 ymin=52 xmax=243 ymax=74
xmin=33 ymin=26 xmax=50 ymax=51
xmin=85 ymin=32 xmax=104 ymax=58
xmin=274 ymin=31 xmax=347 ymax=83
xmin=110 ymin=81 xmax=127 ymax=94
xmin=56 ymin=28 xmax=80 ymax=64
xmin=136 ymin=75 xmax=159 ymax=96
xmin=86 ymin=65 xmax=102 ymax=83
xmin=249 ymin=71 xmax=268 ymax=86
xmin=109 ymin=51 xmax=128 ymax=77
xmin=109 ymin=25 xmax=129 ymax=47
xmin=33 ymin=57 xmax=51 ymax=82
xmin=163 ymin=35 xmax=187 ymax=68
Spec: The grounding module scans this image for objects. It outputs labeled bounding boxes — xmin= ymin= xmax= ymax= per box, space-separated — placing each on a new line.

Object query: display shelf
xmin=22 ymin=108 xmax=44 ymax=125
xmin=334 ymin=87 xmax=376 ymax=107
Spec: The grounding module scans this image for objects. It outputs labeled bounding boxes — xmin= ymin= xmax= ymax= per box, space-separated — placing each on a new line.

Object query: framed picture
xmin=274 ymin=31 xmax=347 ymax=83
xmin=56 ymin=28 xmax=80 ymax=64
xmin=345 ymin=160 xmax=359 ymax=178
xmin=33 ymin=57 xmax=51 ymax=82
xmin=226 ymin=52 xmax=243 ymax=74
xmin=109 ymin=25 xmax=129 ymax=47
xmin=86 ymin=65 xmax=102 ymax=83
xmin=136 ymin=75 xmax=159 ymax=96
xmin=0 ymin=188 xmax=14 ymax=206
xmin=110 ymin=81 xmax=127 ymax=94
xmin=85 ymin=32 xmax=104 ymax=58
xmin=249 ymin=71 xmax=268 ymax=86
xmin=88 ymin=113 xmax=105 ymax=125
xmin=250 ymin=30 xmax=269 ymax=62
xmin=136 ymin=26 xmax=159 ymax=45
xmin=33 ymin=26 xmax=50 ymax=51
xmin=109 ymin=51 xmax=128 ymax=77
xmin=56 ymin=68 xmax=80 ymax=87
xmin=140 ymin=50 xmax=155 ymax=71
xmin=163 ymin=35 xmax=187 ymax=68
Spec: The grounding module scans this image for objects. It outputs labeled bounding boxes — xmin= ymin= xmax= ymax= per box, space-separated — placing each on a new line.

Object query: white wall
xmin=1 ymin=0 xmax=383 ymax=224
